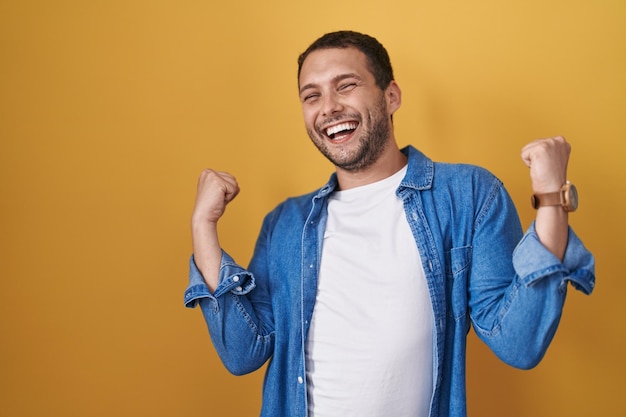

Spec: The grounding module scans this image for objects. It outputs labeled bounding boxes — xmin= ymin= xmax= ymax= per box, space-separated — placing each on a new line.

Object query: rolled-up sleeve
xmin=184 ymin=251 xmax=255 ymax=310
xmin=513 ymin=222 xmax=595 ymax=295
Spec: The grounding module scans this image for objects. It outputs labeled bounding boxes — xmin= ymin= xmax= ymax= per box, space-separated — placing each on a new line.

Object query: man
xmin=184 ymin=31 xmax=595 ymax=417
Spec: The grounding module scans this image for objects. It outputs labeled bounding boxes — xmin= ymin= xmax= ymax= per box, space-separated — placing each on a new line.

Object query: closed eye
xmin=339 ymin=83 xmax=357 ymax=92
xmin=302 ymin=93 xmax=320 ymax=103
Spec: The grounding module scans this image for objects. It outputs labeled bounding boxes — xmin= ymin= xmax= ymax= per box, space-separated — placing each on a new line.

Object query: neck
xmin=335 ymin=142 xmax=407 ymax=190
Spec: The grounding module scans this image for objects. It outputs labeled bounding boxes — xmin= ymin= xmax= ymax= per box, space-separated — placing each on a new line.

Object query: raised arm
xmin=468 ymin=137 xmax=593 ymax=369
xmin=191 ymin=169 xmax=240 ymax=292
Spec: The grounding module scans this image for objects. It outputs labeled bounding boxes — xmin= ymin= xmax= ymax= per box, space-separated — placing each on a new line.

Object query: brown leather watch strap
xmin=531 ymin=191 xmax=562 ymax=209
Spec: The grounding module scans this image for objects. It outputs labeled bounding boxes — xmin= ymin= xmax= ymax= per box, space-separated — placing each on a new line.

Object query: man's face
xmin=298 ymin=47 xmax=395 ymax=172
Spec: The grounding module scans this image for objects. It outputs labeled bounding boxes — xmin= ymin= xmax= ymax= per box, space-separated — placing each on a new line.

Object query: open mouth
xmin=325 ymin=122 xmax=358 ymax=141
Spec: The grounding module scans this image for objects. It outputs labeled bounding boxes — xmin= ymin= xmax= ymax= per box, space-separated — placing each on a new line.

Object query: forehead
xmin=299 ymin=47 xmax=373 ymax=86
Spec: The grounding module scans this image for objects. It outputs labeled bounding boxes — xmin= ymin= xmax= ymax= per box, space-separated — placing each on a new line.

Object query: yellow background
xmin=1 ymin=0 xmax=624 ymax=416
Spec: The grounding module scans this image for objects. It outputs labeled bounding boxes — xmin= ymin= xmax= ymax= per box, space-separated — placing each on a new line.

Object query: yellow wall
xmin=1 ymin=0 xmax=624 ymax=416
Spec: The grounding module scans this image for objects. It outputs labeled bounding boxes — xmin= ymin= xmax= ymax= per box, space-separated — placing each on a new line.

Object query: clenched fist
xmin=521 ymin=136 xmax=571 ymax=194
xmin=192 ymin=169 xmax=240 ymax=225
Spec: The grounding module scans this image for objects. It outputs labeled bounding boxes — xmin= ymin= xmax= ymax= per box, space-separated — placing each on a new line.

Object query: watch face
xmin=568 ymin=184 xmax=578 ymax=211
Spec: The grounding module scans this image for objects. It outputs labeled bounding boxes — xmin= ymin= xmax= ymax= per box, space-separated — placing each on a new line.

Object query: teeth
xmin=325 ymin=122 xmax=357 ymax=137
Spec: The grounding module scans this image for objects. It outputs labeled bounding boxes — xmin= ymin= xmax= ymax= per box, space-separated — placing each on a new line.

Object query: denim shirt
xmin=184 ymin=146 xmax=595 ymax=417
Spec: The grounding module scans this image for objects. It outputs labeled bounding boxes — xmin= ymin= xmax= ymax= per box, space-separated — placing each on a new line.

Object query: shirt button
xmin=235 ymin=286 xmax=243 ymax=292
xmin=297 ymin=376 xmax=303 ymax=384
xmin=233 ymin=276 xmax=240 ymax=282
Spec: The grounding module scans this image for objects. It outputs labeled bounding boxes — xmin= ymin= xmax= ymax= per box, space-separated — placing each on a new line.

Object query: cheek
xmin=302 ymin=108 xmax=319 ymax=129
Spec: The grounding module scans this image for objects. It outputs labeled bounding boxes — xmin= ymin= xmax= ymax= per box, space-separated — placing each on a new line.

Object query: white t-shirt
xmin=305 ymin=166 xmax=434 ymax=417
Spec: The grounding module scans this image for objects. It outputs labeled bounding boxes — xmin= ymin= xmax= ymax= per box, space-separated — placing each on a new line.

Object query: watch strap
xmin=531 ymin=190 xmax=562 ymax=209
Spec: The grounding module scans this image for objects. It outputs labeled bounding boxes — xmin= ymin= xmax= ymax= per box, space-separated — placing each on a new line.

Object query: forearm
xmin=190 ymin=168 xmax=240 ymax=291
xmin=521 ymin=136 xmax=572 ymax=261
xmin=534 ymin=206 xmax=568 ymax=261
xmin=191 ymin=218 xmax=221 ymax=292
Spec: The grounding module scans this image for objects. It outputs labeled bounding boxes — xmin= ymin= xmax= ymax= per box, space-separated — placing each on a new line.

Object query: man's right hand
xmin=191 ymin=169 xmax=240 ymax=291
xmin=192 ymin=169 xmax=240 ymax=225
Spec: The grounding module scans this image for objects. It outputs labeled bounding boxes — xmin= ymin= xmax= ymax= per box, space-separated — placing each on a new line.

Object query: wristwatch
xmin=531 ymin=181 xmax=578 ymax=212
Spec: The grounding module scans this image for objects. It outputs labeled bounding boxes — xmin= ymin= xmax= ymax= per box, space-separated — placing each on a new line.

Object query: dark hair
xmin=297 ymin=31 xmax=395 ymax=90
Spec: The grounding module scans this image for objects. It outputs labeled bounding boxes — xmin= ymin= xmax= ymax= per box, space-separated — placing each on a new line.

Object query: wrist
xmin=531 ymin=177 xmax=566 ymax=195
xmin=191 ymin=213 xmax=219 ymax=228
xmin=531 ymin=181 xmax=578 ymax=212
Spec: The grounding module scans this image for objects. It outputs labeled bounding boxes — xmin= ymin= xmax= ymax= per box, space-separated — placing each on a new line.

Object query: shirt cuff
xmin=183 ymin=251 xmax=255 ymax=309
xmin=513 ymin=222 xmax=595 ymax=295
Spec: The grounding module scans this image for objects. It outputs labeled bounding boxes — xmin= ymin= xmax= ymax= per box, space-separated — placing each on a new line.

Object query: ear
xmin=385 ymin=81 xmax=402 ymax=115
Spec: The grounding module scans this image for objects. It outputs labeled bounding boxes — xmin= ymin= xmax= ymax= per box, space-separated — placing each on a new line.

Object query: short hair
xmin=297 ymin=30 xmax=395 ymax=90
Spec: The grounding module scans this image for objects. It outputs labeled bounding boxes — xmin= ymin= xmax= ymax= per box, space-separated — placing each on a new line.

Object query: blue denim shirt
xmin=184 ymin=146 xmax=595 ymax=417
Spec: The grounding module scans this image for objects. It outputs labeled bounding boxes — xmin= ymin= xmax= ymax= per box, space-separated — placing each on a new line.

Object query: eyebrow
xmin=299 ymin=73 xmax=363 ymax=96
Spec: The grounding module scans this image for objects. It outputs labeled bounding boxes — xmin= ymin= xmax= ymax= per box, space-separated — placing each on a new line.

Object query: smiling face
xmin=298 ymin=47 xmax=400 ymax=172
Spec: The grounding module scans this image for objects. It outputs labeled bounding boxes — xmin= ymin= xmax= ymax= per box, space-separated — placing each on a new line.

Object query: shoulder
xmin=431 ymin=161 xmax=506 ymax=209
xmin=433 ymin=161 xmax=500 ymax=186
xmin=402 ymin=145 xmax=500 ymax=190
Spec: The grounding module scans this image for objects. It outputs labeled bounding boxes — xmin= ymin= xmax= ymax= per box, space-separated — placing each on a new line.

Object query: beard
xmin=307 ymin=94 xmax=391 ymax=172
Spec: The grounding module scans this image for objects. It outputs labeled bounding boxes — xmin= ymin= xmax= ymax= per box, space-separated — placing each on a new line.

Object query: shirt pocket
xmin=444 ymin=246 xmax=472 ymax=321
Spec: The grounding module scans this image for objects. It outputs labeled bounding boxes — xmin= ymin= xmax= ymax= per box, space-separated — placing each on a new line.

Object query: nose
xmin=321 ymin=92 xmax=343 ymax=116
